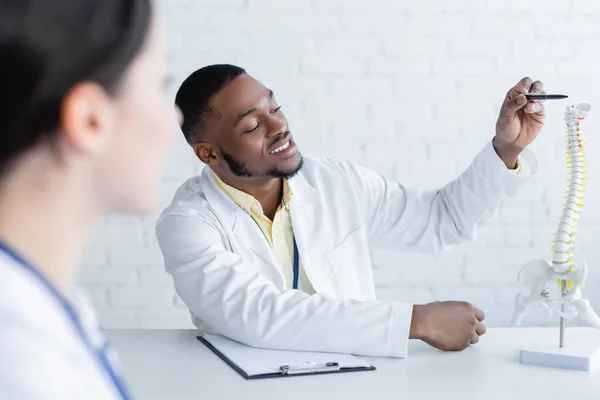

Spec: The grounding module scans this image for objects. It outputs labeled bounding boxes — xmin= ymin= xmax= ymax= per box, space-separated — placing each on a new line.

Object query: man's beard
xmin=222 ymin=151 xmax=303 ymax=180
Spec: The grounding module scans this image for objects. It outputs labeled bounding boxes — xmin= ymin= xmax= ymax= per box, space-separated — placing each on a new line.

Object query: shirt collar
xmin=211 ymin=170 xmax=293 ymax=214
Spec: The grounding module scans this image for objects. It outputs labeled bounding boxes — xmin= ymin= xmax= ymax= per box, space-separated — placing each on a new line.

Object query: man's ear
xmin=193 ymin=142 xmax=218 ymax=166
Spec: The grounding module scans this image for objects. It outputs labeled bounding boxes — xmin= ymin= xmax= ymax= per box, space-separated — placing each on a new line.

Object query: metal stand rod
xmin=559 ymin=279 xmax=566 ymax=348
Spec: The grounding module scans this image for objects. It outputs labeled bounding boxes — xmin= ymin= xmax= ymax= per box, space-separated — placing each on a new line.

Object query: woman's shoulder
xmin=0 ymin=258 xmax=117 ymax=398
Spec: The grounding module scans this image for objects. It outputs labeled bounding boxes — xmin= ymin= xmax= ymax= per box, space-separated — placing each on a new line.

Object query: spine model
xmin=551 ymin=105 xmax=588 ymax=277
xmin=512 ymin=103 xmax=600 ymax=329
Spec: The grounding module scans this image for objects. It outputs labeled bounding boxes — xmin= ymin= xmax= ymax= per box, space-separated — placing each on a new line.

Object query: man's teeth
xmin=270 ymin=141 xmax=290 ymax=154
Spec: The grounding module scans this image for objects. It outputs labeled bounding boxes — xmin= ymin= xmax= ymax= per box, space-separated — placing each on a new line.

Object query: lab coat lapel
xmin=200 ymin=167 xmax=282 ymax=283
xmin=231 ymin=214 xmax=280 ymax=273
xmin=288 ymin=172 xmax=339 ymax=296
xmin=199 ymin=167 xmax=241 ymax=217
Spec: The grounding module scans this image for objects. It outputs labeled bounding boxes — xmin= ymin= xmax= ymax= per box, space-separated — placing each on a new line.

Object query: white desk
xmin=106 ymin=328 xmax=600 ymax=400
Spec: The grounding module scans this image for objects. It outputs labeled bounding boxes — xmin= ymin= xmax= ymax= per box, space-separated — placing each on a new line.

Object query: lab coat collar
xmin=287 ymin=168 xmax=318 ymax=209
xmin=200 ymin=167 xmax=245 ymax=218
xmin=200 ymin=164 xmax=319 ymax=215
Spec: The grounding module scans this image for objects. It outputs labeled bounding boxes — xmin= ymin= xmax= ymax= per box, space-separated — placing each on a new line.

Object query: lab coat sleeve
xmin=155 ymin=213 xmax=413 ymax=358
xmin=345 ymin=140 xmax=537 ymax=251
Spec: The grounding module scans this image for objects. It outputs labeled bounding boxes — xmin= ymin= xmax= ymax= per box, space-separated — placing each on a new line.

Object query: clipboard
xmin=197 ymin=334 xmax=376 ymax=380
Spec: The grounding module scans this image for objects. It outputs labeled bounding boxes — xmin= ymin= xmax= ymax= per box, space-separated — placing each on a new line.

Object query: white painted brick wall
xmin=78 ymin=0 xmax=600 ymax=330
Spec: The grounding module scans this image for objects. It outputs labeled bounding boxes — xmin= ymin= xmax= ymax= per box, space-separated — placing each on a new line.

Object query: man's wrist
xmin=409 ymin=304 xmax=427 ymax=340
xmin=492 ymin=136 xmax=523 ymax=170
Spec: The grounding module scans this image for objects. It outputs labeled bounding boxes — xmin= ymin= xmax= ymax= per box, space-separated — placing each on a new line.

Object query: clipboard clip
xmin=279 ymin=361 xmax=340 ymax=375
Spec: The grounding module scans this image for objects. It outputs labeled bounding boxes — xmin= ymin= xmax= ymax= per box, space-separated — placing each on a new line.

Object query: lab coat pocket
xmin=326 ymin=226 xmax=369 ymax=300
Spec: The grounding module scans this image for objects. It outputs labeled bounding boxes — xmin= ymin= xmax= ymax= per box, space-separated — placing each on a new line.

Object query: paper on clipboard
xmin=200 ymin=334 xmax=374 ymax=378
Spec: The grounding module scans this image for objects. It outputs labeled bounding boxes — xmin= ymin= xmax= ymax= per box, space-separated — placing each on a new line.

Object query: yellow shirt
xmin=212 ymin=171 xmax=315 ymax=294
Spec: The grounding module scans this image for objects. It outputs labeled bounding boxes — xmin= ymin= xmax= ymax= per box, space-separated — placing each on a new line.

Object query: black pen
xmin=525 ymin=94 xmax=568 ymax=100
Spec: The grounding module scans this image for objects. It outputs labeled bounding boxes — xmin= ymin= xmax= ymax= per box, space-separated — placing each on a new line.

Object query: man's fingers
xmin=474 ymin=307 xmax=485 ymax=321
xmin=536 ymin=90 xmax=547 ymax=116
xmin=506 ymin=76 xmax=533 ymax=99
xmin=470 ymin=331 xmax=480 ymax=344
xmin=530 ymin=80 xmax=544 ymax=94
xmin=516 ymin=76 xmax=533 ymax=95
xmin=498 ymin=77 xmax=540 ymax=120
xmin=524 ymin=89 xmax=547 ymax=116
xmin=476 ymin=321 xmax=487 ymax=336
xmin=470 ymin=321 xmax=487 ymax=345
xmin=525 ymin=101 xmax=539 ymax=113
xmin=524 ymin=80 xmax=545 ymax=114
xmin=499 ymin=94 xmax=527 ymax=119
xmin=501 ymin=76 xmax=534 ymax=112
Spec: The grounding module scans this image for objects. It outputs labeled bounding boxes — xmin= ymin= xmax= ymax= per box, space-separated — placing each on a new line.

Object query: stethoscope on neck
xmin=0 ymin=239 xmax=132 ymax=400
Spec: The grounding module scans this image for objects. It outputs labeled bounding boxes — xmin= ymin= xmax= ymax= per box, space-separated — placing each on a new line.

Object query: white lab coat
xmin=0 ymin=251 xmax=125 ymax=399
xmin=155 ymin=140 xmax=537 ymax=358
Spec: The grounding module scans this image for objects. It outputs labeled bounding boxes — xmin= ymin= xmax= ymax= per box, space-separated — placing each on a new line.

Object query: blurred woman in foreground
xmin=0 ymin=0 xmax=179 ymax=398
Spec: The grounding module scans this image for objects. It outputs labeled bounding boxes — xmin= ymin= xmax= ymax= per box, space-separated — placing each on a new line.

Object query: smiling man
xmin=155 ymin=64 xmax=543 ymax=357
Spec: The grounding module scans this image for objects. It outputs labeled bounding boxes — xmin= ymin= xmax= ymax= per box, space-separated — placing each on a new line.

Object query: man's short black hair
xmin=175 ymin=64 xmax=246 ymax=144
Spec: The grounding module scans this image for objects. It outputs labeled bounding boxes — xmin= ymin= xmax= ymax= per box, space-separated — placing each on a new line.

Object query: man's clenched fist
xmin=409 ymin=301 xmax=486 ymax=351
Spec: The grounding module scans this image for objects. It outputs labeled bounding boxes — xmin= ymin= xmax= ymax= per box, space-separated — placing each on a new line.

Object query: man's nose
xmin=265 ymin=115 xmax=287 ymax=137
